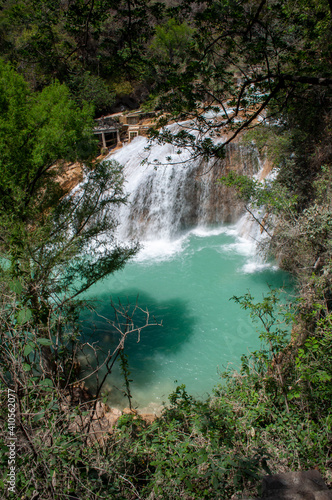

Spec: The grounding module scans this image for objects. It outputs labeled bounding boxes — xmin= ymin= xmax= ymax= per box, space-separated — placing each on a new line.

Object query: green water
xmin=81 ymin=226 xmax=292 ymax=412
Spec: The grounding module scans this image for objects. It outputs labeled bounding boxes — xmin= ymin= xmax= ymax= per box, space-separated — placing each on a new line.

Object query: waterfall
xmin=108 ymin=130 xmax=264 ymax=251
xmin=231 ymin=167 xmax=277 ymax=272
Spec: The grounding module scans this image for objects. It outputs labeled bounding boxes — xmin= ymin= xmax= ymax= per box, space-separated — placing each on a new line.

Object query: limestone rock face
xmin=55 ymin=161 xmax=83 ymax=194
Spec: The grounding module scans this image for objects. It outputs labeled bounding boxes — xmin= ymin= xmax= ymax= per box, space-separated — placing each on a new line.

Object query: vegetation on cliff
xmin=0 ymin=1 xmax=332 ymax=499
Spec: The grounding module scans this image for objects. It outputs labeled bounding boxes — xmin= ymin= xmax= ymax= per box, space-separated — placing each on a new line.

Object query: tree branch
xmin=245 ymin=206 xmax=273 ymax=238
xmin=244 ymin=0 xmax=267 ymax=38
xmin=218 ymin=79 xmax=283 ymax=150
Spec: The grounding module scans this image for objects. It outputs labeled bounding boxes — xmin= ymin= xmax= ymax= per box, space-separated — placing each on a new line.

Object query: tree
xmin=0 ymin=59 xmax=138 ymax=376
xmin=0 ymin=0 xmax=165 ymax=111
xmin=147 ymin=0 xmax=332 ymax=161
xmin=0 ymin=60 xmax=160 ymax=500
xmin=148 ymin=18 xmax=195 ymax=66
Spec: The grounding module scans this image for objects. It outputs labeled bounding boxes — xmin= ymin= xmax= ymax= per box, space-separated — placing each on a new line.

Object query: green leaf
xmin=23 ymin=363 xmax=31 ymax=372
xmin=9 ymin=279 xmax=23 ymax=295
xmin=33 ymin=411 xmax=45 ymax=422
xmin=23 ymin=344 xmax=34 ymax=357
xmin=17 ymin=308 xmax=32 ymax=325
xmin=212 ymin=476 xmax=219 ymax=489
xmin=39 ymin=378 xmax=53 ymax=387
xmin=47 ymin=400 xmax=58 ymax=410
xmin=37 ymin=338 xmax=53 ymax=346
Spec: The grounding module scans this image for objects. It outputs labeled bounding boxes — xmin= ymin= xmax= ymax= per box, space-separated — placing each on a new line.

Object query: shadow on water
xmin=79 ymin=289 xmax=197 ymax=401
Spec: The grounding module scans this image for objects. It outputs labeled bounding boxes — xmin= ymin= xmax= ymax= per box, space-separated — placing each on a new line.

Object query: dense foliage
xmin=0 ymin=0 xmax=167 ymax=113
xmin=0 ymin=60 xmax=139 ymax=497
xmin=0 ymin=0 xmax=332 ymax=499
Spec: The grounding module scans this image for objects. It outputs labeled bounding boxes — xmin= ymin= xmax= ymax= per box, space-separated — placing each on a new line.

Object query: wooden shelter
xmin=94 ymin=116 xmax=121 ymax=149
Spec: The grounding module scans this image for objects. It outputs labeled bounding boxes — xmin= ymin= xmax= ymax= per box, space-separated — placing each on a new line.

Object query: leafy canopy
xmin=0 ymin=59 xmax=137 ymax=326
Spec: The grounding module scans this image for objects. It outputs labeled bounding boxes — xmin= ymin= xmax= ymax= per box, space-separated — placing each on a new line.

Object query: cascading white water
xmin=232 ymin=167 xmax=278 ymax=272
xmin=108 ymin=128 xmax=264 ymax=247
xmin=111 ymin=137 xmax=222 ymax=240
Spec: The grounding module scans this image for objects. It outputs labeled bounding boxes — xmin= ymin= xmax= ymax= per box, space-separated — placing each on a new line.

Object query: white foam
xmin=134 ymin=236 xmax=187 ymax=263
xmin=191 ymin=225 xmax=230 ymax=238
xmin=222 ymin=237 xmax=256 ymax=257
xmin=242 ymin=261 xmax=278 ymax=274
